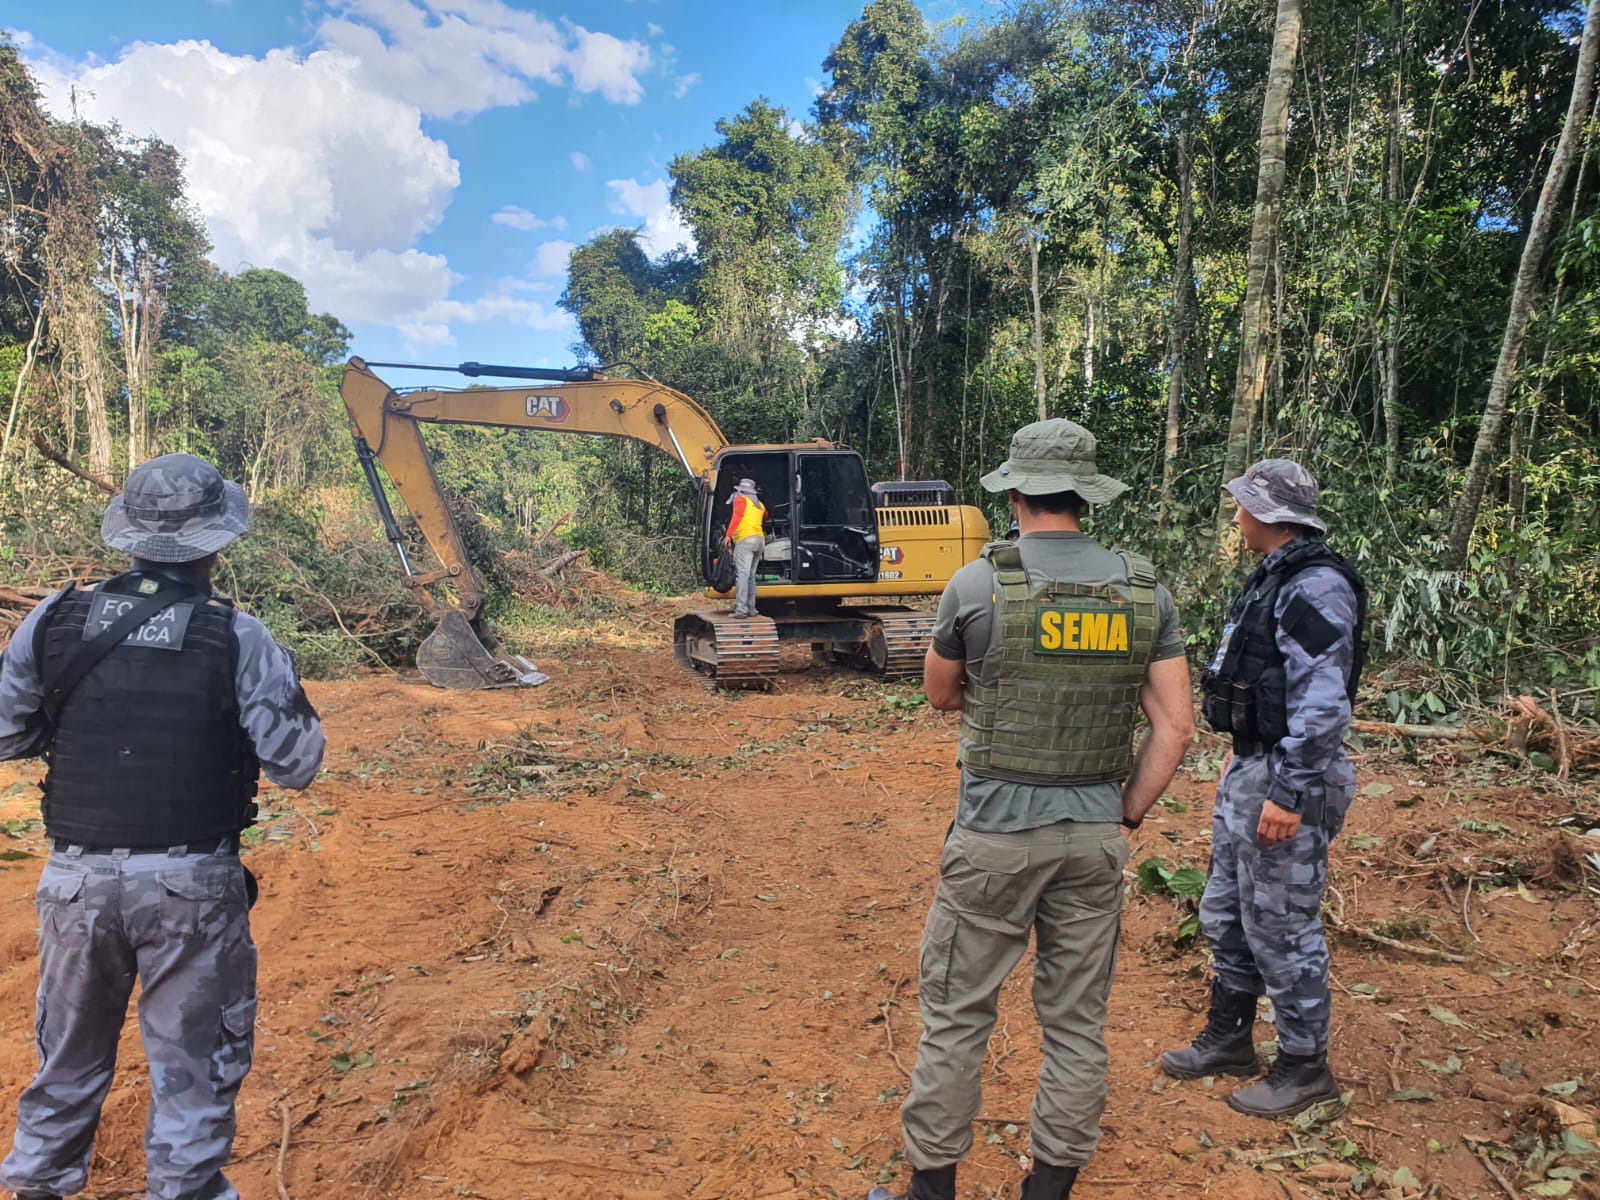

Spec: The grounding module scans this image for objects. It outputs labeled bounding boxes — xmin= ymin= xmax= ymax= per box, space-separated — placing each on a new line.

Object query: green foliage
xmin=1136 ymin=856 xmax=1208 ymax=899
xmin=4 ymin=2 xmax=1600 ymax=710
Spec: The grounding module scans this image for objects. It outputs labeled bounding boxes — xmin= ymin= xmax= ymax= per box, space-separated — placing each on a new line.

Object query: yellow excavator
xmin=339 ymin=357 xmax=991 ymax=688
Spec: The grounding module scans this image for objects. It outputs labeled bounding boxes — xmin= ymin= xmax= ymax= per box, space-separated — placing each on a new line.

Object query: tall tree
xmin=1443 ymin=0 xmax=1600 ymax=567
xmin=1218 ymin=0 xmax=1304 ymax=537
xmin=669 ymin=99 xmax=850 ymax=353
xmin=93 ymin=132 xmax=209 ymax=469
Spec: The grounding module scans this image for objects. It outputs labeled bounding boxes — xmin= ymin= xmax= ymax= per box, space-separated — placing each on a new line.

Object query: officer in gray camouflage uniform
xmin=872 ymin=420 xmax=1195 ymax=1200
xmin=1159 ymin=460 xmax=1366 ymax=1120
xmin=0 ymin=453 xmax=326 ymax=1200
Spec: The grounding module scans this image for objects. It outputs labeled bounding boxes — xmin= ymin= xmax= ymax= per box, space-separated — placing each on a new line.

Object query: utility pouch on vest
xmin=43 ymin=587 xmax=203 ymax=725
xmin=959 ymin=543 xmax=1159 ymax=786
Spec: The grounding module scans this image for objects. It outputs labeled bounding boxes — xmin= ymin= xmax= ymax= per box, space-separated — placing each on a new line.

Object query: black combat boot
xmin=1019 ymin=1159 xmax=1079 ymax=1198
xmin=1158 ymin=978 xmax=1260 ymax=1079
xmin=1226 ymin=1051 xmax=1341 ymax=1119
xmin=867 ymin=1164 xmax=957 ymax=1200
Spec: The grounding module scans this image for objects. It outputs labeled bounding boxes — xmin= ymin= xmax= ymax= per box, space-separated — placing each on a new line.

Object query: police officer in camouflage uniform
xmin=872 ymin=421 xmax=1195 ymax=1200
xmin=1159 ymin=460 xmax=1366 ymax=1120
xmin=0 ymin=454 xmax=326 ymax=1200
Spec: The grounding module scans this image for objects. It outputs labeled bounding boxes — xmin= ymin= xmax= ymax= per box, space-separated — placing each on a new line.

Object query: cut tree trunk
xmin=1443 ymin=0 xmax=1600 ymax=568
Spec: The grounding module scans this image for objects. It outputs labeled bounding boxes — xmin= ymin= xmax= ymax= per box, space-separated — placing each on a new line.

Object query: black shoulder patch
xmin=1280 ymin=592 xmax=1342 ymax=658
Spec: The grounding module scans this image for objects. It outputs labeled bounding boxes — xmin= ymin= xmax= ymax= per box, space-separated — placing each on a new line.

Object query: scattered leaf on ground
xmin=1428 ymin=1005 xmax=1466 ymax=1028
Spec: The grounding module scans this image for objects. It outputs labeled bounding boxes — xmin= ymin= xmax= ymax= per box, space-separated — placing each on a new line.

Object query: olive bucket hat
xmin=980 ymin=418 xmax=1129 ymax=503
xmin=1221 ymin=458 xmax=1326 ymax=534
xmin=101 ymin=453 xmax=251 ymax=562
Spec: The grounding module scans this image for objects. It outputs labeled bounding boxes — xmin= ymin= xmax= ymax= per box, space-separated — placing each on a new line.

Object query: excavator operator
xmin=721 ymin=478 xmax=767 ymax=618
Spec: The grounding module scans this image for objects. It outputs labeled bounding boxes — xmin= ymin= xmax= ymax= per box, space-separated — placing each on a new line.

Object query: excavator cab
xmin=698 ymin=448 xmax=879 ymax=589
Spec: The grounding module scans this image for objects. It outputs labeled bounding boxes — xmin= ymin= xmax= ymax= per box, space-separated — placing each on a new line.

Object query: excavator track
xmin=673 ymin=611 xmax=781 ymax=688
xmin=856 ymin=608 xmax=937 ymax=679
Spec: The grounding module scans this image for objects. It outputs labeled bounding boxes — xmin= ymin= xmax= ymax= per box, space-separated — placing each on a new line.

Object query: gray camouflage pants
xmin=900 ymin=820 xmax=1129 ymax=1171
xmin=1198 ymin=754 xmax=1355 ymax=1057
xmin=1 ymin=845 xmax=256 ymax=1200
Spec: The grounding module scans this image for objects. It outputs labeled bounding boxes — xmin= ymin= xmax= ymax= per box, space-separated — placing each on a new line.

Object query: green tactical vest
xmin=959 ymin=541 xmax=1160 ymax=787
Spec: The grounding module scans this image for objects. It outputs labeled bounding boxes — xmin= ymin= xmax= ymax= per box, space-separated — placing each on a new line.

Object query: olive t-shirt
xmin=931 ymin=531 xmax=1187 ymax=832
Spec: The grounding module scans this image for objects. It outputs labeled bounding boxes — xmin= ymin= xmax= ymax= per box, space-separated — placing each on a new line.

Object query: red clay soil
xmin=0 ymin=644 xmax=1596 ymax=1200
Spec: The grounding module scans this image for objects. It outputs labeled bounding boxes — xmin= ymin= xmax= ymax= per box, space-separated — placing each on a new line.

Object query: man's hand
xmin=722 ymin=535 xmax=733 ymax=550
xmin=1257 ymin=799 xmax=1302 ymax=844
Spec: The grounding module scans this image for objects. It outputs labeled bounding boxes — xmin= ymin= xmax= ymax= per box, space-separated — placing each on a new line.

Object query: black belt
xmin=52 ymin=836 xmax=241 ymax=856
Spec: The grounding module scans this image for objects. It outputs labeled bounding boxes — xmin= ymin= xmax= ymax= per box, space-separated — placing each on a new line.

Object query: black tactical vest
xmin=1200 ymin=539 xmax=1367 ymax=752
xmin=35 ymin=570 xmax=260 ymax=846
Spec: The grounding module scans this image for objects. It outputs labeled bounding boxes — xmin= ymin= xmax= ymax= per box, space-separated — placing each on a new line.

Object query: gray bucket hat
xmin=980 ymin=418 xmax=1128 ymax=503
xmin=726 ymin=478 xmax=759 ymax=504
xmin=101 ymin=453 xmax=251 ymax=562
xmin=1222 ymin=459 xmax=1326 ymax=533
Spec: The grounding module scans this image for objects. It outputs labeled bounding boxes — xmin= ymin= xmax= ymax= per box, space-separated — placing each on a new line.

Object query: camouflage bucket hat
xmin=1222 ymin=458 xmax=1326 ymax=533
xmin=980 ymin=418 xmax=1128 ymax=503
xmin=101 ymin=453 xmax=251 ymax=562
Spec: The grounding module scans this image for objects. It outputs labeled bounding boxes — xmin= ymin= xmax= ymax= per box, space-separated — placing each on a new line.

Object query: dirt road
xmin=0 ymin=644 xmax=1595 ymax=1199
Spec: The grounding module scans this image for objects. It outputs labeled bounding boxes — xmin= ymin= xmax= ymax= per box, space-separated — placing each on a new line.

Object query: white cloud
xmin=647 ymin=22 xmax=663 ymax=37
xmin=19 ymin=0 xmax=652 ymax=347
xmin=566 ymin=27 xmax=650 ymax=104
xmin=491 ymin=205 xmax=566 ymax=231
xmin=786 ymin=117 xmax=806 ymax=140
xmin=401 ymin=290 xmax=573 ymax=348
xmin=316 ymin=0 xmax=652 ymax=119
xmin=570 ymin=150 xmax=593 ymax=171
xmin=532 ymin=239 xmax=578 ymax=277
xmin=605 ymin=177 xmax=692 ymax=257
xmin=672 ymin=72 xmax=700 ymax=99
xmin=28 ymin=39 xmax=460 ymax=326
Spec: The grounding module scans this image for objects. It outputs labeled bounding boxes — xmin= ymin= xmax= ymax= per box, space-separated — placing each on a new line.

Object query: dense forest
xmin=1 ymin=0 xmax=1598 ymax=724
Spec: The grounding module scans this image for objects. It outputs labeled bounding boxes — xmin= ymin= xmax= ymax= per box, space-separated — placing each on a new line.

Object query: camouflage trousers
xmin=1198 ymin=755 xmax=1355 ymax=1058
xmin=1 ymin=844 xmax=256 ymax=1200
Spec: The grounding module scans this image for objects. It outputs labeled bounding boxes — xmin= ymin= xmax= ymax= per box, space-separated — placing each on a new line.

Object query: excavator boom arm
xmin=340 ymin=357 xmax=728 ymax=620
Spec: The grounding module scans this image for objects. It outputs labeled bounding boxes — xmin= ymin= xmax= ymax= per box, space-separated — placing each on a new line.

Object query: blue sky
xmin=10 ymin=0 xmax=961 ymax=380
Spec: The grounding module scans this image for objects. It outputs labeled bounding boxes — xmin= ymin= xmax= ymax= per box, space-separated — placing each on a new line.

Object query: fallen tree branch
xmin=1471 ymin=1146 xmax=1519 ymax=1200
xmin=275 ymin=1103 xmax=293 ymax=1200
xmin=1327 ymin=913 xmax=1471 ymax=963
xmin=1351 ymin=719 xmax=1496 ymax=742
xmin=31 ymin=435 xmax=116 ymax=495
xmin=880 ymin=1001 xmax=912 ymax=1080
xmin=540 ymin=548 xmax=587 ymax=577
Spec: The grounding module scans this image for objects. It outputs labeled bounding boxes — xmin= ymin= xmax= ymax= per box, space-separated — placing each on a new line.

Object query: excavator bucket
xmin=416 ymin=609 xmax=549 ymax=689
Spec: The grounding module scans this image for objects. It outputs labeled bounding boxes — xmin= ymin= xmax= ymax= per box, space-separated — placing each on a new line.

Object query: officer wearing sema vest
xmin=1159 ymin=459 xmax=1366 ymax=1120
xmin=872 ymin=420 xmax=1194 ymax=1200
xmin=0 ymin=454 xmax=326 ymax=1200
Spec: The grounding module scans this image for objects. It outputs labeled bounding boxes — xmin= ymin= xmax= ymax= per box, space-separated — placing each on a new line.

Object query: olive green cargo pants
xmin=900 ymin=820 xmax=1129 ymax=1170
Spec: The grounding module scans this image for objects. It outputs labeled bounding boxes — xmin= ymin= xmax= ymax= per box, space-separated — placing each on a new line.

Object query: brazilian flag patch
xmin=1035 ymin=606 xmax=1134 ymax=657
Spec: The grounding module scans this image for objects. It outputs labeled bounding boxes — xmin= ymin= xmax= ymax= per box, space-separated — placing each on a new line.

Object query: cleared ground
xmin=0 ymin=624 xmax=1595 ymax=1199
